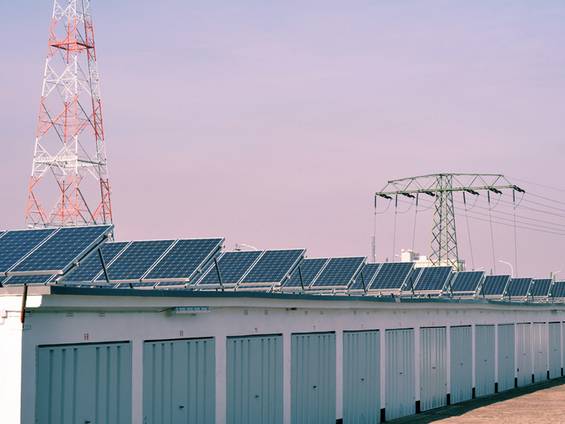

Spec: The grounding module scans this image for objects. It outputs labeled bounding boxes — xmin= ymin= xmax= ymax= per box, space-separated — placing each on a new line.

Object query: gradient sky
xmin=2 ymin=1 xmax=565 ymax=277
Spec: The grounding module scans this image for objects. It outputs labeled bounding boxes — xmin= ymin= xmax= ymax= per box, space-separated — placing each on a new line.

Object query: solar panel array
xmin=0 ymin=225 xmax=562 ymax=304
xmin=10 ymin=226 xmax=112 ymax=275
xmin=480 ymin=275 xmax=510 ymax=296
xmin=311 ymin=257 xmax=365 ymax=289
xmin=238 ymin=249 xmax=305 ymax=289
xmin=530 ymin=279 xmax=552 ymax=297
xmin=283 ymin=258 xmax=329 ymax=289
xmin=369 ymin=262 xmax=414 ymax=290
xmin=449 ymin=271 xmax=484 ymax=294
xmin=506 ymin=278 xmax=532 ymax=298
xmin=197 ymin=251 xmax=262 ymax=287
xmin=148 ymin=238 xmax=223 ymax=284
xmin=413 ymin=266 xmax=452 ymax=292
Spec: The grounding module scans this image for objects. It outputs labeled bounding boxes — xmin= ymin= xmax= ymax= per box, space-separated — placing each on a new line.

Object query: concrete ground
xmin=390 ymin=377 xmax=565 ymax=423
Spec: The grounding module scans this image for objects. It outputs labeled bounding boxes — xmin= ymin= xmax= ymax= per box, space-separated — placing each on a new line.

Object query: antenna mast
xmin=25 ymin=0 xmax=112 ymax=227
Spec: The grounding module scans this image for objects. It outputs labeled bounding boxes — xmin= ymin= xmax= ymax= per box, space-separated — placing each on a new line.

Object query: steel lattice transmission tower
xmin=25 ymin=0 xmax=112 ymax=228
xmin=375 ymin=173 xmax=524 ymax=270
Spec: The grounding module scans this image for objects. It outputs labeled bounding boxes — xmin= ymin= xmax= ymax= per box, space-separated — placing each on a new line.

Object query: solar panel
xmin=349 ymin=263 xmax=381 ymax=291
xmin=480 ymin=275 xmax=510 ymax=296
xmin=0 ymin=228 xmax=56 ymax=274
xmin=145 ymin=238 xmax=223 ymax=283
xmin=530 ymin=279 xmax=551 ymax=298
xmin=282 ymin=258 xmax=329 ymax=289
xmin=3 ymin=274 xmax=56 ymax=285
xmin=450 ymin=271 xmax=484 ymax=293
xmin=413 ymin=266 xmax=452 ymax=292
xmin=369 ymin=262 xmax=414 ymax=290
xmin=310 ymin=257 xmax=365 ymax=289
xmin=551 ymin=281 xmax=565 ymax=298
xmin=239 ymin=249 xmax=305 ymax=287
xmin=97 ymin=240 xmax=175 ymax=282
xmin=506 ymin=278 xmax=532 ymax=298
xmin=197 ymin=251 xmax=262 ymax=287
xmin=10 ymin=226 xmax=112 ymax=275
xmin=62 ymin=242 xmax=129 ymax=284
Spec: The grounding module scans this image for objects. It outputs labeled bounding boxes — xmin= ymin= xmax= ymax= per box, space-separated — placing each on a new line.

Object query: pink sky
xmin=2 ymin=1 xmax=565 ymax=277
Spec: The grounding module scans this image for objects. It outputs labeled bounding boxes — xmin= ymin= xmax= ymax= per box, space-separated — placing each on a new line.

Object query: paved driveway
xmin=390 ymin=378 xmax=565 ymax=423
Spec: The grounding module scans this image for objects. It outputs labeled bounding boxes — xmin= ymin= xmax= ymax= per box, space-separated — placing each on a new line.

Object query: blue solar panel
xmin=62 ymin=242 xmax=129 ymax=284
xmin=197 ymin=251 xmax=262 ymax=286
xmin=145 ymin=238 xmax=223 ymax=283
xmin=349 ymin=263 xmax=381 ymax=290
xmin=506 ymin=278 xmax=532 ymax=297
xmin=450 ymin=271 xmax=484 ymax=293
xmin=0 ymin=228 xmax=56 ymax=274
xmin=284 ymin=258 xmax=329 ymax=288
xmin=551 ymin=281 xmax=565 ymax=298
xmin=414 ymin=267 xmax=452 ymax=291
xmin=98 ymin=240 xmax=174 ymax=282
xmin=3 ymin=274 xmax=56 ymax=285
xmin=530 ymin=279 xmax=551 ymax=297
xmin=240 ymin=249 xmax=304 ymax=285
xmin=311 ymin=257 xmax=365 ymax=288
xmin=480 ymin=275 xmax=510 ymax=296
xmin=369 ymin=262 xmax=414 ymax=290
xmin=11 ymin=226 xmax=112 ymax=274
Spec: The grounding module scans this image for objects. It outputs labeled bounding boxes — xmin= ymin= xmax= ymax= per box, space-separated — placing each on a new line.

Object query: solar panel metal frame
xmin=308 ymin=257 xmax=366 ymax=291
xmin=280 ymin=258 xmax=331 ymax=292
xmin=92 ymin=239 xmax=176 ymax=284
xmin=479 ymin=275 xmax=511 ymax=298
xmin=143 ymin=237 xmax=224 ymax=285
xmin=447 ymin=271 xmax=485 ymax=296
xmin=2 ymin=273 xmax=57 ymax=285
xmin=194 ymin=250 xmax=265 ymax=290
xmin=236 ymin=249 xmax=305 ymax=291
xmin=8 ymin=225 xmax=113 ymax=277
xmin=61 ymin=241 xmax=132 ymax=286
xmin=348 ymin=263 xmax=383 ymax=292
xmin=0 ymin=228 xmax=58 ymax=276
xmin=367 ymin=262 xmax=415 ymax=294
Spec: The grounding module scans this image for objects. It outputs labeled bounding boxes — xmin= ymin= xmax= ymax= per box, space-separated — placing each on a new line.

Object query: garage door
xmin=343 ymin=330 xmax=380 ymax=423
xmin=227 ymin=335 xmax=283 ymax=424
xmin=291 ymin=332 xmax=336 ymax=424
xmin=36 ymin=342 xmax=132 ymax=424
xmin=143 ymin=338 xmax=215 ymax=424
xmin=450 ymin=326 xmax=472 ymax=403
xmin=385 ymin=328 xmax=415 ymax=420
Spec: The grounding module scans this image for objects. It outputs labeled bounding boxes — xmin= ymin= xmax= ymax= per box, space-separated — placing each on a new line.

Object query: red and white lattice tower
xmin=25 ymin=0 xmax=112 ymax=227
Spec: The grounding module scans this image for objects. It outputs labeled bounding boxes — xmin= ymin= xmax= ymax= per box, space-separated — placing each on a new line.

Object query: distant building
xmin=400 ymin=249 xmax=465 ymax=270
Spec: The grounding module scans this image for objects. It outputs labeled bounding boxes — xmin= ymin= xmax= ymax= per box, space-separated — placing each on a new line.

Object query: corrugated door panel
xmin=516 ymin=323 xmax=532 ymax=386
xmin=227 ymin=335 xmax=283 ymax=424
xmin=497 ymin=324 xmax=515 ymax=392
xmin=450 ymin=326 xmax=472 ymax=403
xmin=533 ymin=323 xmax=548 ymax=382
xmin=36 ymin=342 xmax=132 ymax=424
xmin=385 ymin=329 xmax=415 ymax=421
xmin=343 ymin=330 xmax=380 ymax=424
xmin=143 ymin=338 xmax=215 ymax=424
xmin=475 ymin=325 xmax=495 ymax=397
xmin=420 ymin=327 xmax=447 ymax=411
xmin=549 ymin=323 xmax=561 ymax=379
xmin=291 ymin=332 xmax=336 ymax=424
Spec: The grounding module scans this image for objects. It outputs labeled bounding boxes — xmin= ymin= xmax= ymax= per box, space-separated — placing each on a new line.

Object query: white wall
xmin=3 ymin=290 xmax=565 ymax=424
